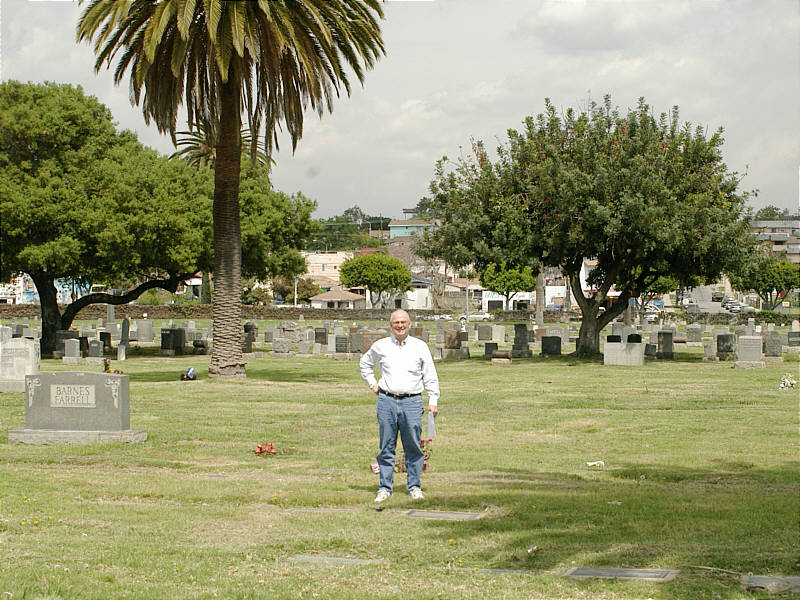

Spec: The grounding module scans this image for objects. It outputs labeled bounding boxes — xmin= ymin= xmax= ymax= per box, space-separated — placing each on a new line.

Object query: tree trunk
xmin=569 ymin=270 xmax=603 ymax=356
xmin=208 ymin=75 xmax=245 ymax=378
xmin=30 ymin=273 xmax=61 ymax=357
xmin=535 ymin=271 xmax=545 ymax=327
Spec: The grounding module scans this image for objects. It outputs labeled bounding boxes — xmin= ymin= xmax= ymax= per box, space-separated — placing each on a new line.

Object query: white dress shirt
xmin=359 ymin=335 xmax=440 ymax=406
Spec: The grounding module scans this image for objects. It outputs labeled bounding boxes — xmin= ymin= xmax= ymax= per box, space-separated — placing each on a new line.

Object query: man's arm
xmin=419 ymin=343 xmax=440 ymax=415
xmin=359 ymin=343 xmax=381 ymax=394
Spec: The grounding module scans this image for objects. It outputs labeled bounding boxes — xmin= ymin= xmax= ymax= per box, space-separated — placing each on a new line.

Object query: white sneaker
xmin=374 ymin=489 xmax=391 ymax=503
xmin=408 ymin=486 xmax=424 ymax=500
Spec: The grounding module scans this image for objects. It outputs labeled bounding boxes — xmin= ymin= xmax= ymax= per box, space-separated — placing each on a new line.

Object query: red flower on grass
xmin=254 ymin=443 xmax=277 ymax=455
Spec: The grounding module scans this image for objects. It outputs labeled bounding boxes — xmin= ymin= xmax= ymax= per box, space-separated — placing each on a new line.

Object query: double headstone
xmin=8 ymin=372 xmax=146 ymax=444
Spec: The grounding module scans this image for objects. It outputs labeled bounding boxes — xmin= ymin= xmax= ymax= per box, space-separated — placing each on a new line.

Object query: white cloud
xmin=2 ymin=0 xmax=798 ymax=217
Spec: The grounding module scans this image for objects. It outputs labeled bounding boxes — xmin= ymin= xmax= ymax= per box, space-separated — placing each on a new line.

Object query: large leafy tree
xmin=1 ymin=81 xmax=318 ymax=356
xmin=1 ymin=81 xmax=211 ymax=355
xmin=420 ymin=97 xmax=754 ymax=354
xmin=78 ymin=0 xmax=385 ymax=377
xmin=339 ymin=252 xmax=412 ymax=309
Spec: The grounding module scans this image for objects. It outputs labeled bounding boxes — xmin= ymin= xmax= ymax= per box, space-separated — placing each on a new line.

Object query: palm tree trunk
xmin=208 ymin=75 xmax=245 ymax=377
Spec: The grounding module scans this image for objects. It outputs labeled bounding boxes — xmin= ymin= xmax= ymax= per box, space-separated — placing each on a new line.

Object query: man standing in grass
xmin=360 ymin=309 xmax=440 ymax=503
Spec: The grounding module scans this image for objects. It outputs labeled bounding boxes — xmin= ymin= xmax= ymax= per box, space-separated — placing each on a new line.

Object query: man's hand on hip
xmin=371 ymin=383 xmax=380 ymax=394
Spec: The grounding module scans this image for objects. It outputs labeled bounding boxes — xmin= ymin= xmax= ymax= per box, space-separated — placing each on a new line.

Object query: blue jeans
xmin=376 ymin=391 xmax=424 ymax=493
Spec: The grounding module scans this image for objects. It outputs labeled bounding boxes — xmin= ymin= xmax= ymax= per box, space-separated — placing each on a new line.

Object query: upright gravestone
xmin=54 ymin=330 xmax=80 ymax=356
xmin=0 ymin=326 xmax=11 ymax=344
xmin=360 ymin=331 xmax=385 ymax=354
xmin=735 ymin=336 xmax=764 ymax=369
xmin=349 ymin=333 xmax=363 ymax=354
xmin=160 ymin=328 xmax=185 ymax=356
xmin=443 ymin=330 xmax=461 ymax=350
xmin=512 ymin=324 xmax=531 ymax=358
xmin=242 ymin=330 xmax=254 ymax=354
xmin=138 ymin=319 xmax=155 ymax=343
xmin=315 ymin=327 xmax=327 ymax=345
xmin=106 ymin=304 xmax=115 ymax=326
xmin=763 ymin=332 xmax=783 ymax=362
xmin=483 ymin=342 xmax=498 ymax=359
xmin=0 ymin=337 xmax=41 ymax=393
xmin=686 ymin=324 xmax=703 ymax=343
xmin=604 ymin=339 xmax=645 ymax=366
xmin=62 ymin=339 xmax=82 ymax=365
xmin=8 ymin=372 xmax=147 ymax=444
xmin=87 ymin=339 xmax=103 ymax=360
xmin=99 ymin=331 xmax=112 ymax=353
xmin=788 ymin=332 xmax=800 ymax=347
xmin=657 ymin=330 xmax=675 ymax=359
xmin=120 ymin=318 xmax=130 ymax=349
xmin=702 ymin=340 xmax=717 ymax=361
xmin=335 ymin=335 xmax=349 ymax=354
xmin=716 ymin=334 xmax=736 ymax=361
xmin=272 ymin=338 xmax=291 ymax=355
xmin=541 ymin=336 xmax=561 ymax=356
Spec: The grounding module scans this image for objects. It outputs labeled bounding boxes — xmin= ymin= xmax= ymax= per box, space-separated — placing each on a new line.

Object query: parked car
xmin=643 ymin=305 xmax=662 ymax=322
xmin=740 ymin=305 xmax=756 ymax=313
xmin=727 ymin=302 xmax=742 ymax=313
xmin=711 ymin=291 xmax=725 ymax=302
xmin=459 ymin=311 xmax=493 ymax=322
xmin=431 ymin=314 xmax=453 ymax=321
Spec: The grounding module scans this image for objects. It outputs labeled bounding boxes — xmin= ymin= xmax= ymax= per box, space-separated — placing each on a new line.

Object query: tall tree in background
xmin=421 ymin=97 xmax=754 ymax=355
xmin=78 ymin=0 xmax=385 ymax=377
xmin=479 ymin=262 xmax=537 ymax=308
xmin=339 ymin=253 xmax=412 ymax=309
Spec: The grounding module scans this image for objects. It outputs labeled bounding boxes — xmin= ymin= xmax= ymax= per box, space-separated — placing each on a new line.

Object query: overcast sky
xmin=2 ymin=0 xmax=799 ymax=219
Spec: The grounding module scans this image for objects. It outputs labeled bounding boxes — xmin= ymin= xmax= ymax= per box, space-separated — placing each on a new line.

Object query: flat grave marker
xmin=562 ymin=567 xmax=678 ymax=582
xmin=404 ymin=509 xmax=484 ymax=521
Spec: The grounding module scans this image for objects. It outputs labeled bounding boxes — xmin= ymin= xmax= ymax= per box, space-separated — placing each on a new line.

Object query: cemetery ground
xmin=0 ymin=344 xmax=797 ymax=599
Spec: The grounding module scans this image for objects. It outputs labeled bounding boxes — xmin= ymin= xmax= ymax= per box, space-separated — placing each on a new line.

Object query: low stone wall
xmin=0 ymin=303 xmax=449 ymax=323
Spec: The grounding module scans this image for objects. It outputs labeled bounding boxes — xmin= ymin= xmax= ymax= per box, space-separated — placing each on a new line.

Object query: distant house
xmin=387 ymin=219 xmax=438 ymax=239
xmin=301 ymin=251 xmax=353 ymax=285
xmin=309 ymin=288 xmax=367 ymax=310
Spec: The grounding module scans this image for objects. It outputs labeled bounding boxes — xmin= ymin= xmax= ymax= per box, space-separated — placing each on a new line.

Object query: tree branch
xmin=60 ymin=273 xmax=194 ymax=326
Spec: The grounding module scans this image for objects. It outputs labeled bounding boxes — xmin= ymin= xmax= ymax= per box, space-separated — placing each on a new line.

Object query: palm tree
xmin=171 ymin=119 xmax=271 ymax=170
xmin=78 ymin=0 xmax=385 ymax=377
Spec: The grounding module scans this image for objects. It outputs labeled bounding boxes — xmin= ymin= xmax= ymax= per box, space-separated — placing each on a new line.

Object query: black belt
xmin=379 ymin=389 xmax=419 ymax=399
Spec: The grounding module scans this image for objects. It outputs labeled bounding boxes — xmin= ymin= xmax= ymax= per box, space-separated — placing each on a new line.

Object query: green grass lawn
xmin=0 ymin=348 xmax=797 ymax=599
